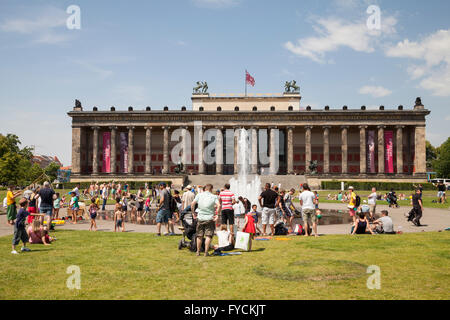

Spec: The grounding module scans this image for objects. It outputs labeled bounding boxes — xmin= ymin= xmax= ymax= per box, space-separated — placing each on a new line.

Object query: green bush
xmin=321 ymin=180 xmax=436 ymax=191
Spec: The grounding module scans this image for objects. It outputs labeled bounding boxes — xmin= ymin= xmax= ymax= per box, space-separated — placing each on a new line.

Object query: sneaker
xmin=156 ymin=233 xmax=161 ymax=237
xmin=11 ymin=250 xmax=18 ymax=255
xmin=21 ymin=247 xmax=31 ymax=252
xmin=163 ymin=232 xmax=169 ymax=236
xmin=169 ymin=232 xmax=176 ymax=236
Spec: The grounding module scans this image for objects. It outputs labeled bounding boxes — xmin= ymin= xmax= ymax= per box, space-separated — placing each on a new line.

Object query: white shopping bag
xmin=235 ymin=231 xmax=250 ymax=251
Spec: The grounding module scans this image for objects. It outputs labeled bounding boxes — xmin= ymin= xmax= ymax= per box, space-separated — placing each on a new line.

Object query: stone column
xmin=287 ymin=127 xmax=294 ymax=175
xmin=250 ymin=127 xmax=258 ymax=175
xmin=92 ymin=127 xmax=99 ymax=175
xmin=71 ymin=127 xmax=82 ymax=174
xmin=378 ymin=125 xmax=385 ymax=174
xmin=269 ymin=127 xmax=278 ymax=175
xmin=414 ymin=125 xmax=426 ymax=175
xmin=359 ymin=126 xmax=367 ymax=174
xmin=198 ymin=126 xmax=205 ymax=175
xmin=127 ymin=126 xmax=135 ymax=174
xmin=305 ymin=126 xmax=312 ymax=174
xmin=145 ymin=127 xmax=152 ymax=175
xmin=110 ymin=126 xmax=117 ymax=174
xmin=181 ymin=126 xmax=188 ymax=172
xmin=216 ymin=127 xmax=223 ymax=175
xmin=234 ymin=127 xmax=239 ymax=174
xmin=341 ymin=126 xmax=348 ymax=174
xmin=162 ymin=126 xmax=169 ymax=174
xmin=323 ymin=126 xmax=330 ymax=175
xmin=396 ymin=126 xmax=404 ymax=175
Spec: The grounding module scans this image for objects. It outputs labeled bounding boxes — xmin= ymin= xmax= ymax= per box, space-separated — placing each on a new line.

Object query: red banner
xmin=385 ymin=131 xmax=394 ymax=173
xmin=102 ymin=132 xmax=111 ymax=173
xmin=246 ymin=70 xmax=255 ymax=87
xmin=368 ymin=131 xmax=376 ymax=173
xmin=120 ymin=132 xmax=128 ymax=173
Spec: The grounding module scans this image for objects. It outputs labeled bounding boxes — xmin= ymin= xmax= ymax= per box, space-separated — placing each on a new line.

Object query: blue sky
xmin=0 ymin=0 xmax=449 ymax=165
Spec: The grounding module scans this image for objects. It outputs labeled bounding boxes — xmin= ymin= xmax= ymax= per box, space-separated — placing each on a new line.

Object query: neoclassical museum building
xmin=68 ymin=87 xmax=430 ymax=187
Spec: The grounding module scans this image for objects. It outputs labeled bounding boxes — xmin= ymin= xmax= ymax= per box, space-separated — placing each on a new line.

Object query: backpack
xmin=274 ymin=222 xmax=288 ymax=236
xmin=168 ymin=193 xmax=177 ymax=213
xmin=355 ymin=195 xmax=361 ymax=208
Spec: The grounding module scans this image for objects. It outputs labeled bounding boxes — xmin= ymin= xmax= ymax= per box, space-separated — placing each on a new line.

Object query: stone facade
xmin=68 ymin=93 xmax=430 ymax=184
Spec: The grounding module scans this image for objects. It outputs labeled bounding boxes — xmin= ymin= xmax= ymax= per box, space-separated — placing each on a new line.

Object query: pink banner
xmin=120 ymin=132 xmax=128 ymax=173
xmin=103 ymin=132 xmax=111 ymax=173
xmin=385 ymin=131 xmax=394 ymax=173
xmin=368 ymin=131 xmax=375 ymax=173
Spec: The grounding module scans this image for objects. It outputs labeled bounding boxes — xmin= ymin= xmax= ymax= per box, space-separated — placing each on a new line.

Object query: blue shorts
xmin=156 ymin=209 xmax=170 ymax=224
xmin=40 ymin=205 xmax=53 ymax=216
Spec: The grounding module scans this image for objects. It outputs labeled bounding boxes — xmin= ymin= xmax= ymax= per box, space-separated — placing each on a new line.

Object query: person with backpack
xmin=347 ymin=186 xmax=360 ymax=223
xmin=299 ymin=184 xmax=319 ymax=237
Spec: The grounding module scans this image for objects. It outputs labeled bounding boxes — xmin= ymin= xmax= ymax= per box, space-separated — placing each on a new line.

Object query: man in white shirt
xmin=299 ymin=183 xmax=318 ymax=237
xmin=368 ymin=187 xmax=377 ymax=220
xmin=373 ymin=210 xmax=395 ymax=234
xmin=181 ymin=185 xmax=195 ymax=211
xmin=101 ymin=185 xmax=109 ymax=211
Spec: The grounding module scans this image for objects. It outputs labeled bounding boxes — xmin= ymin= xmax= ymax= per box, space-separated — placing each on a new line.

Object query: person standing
xmin=156 ymin=182 xmax=171 ymax=236
xmin=258 ymin=183 xmax=279 ymax=236
xmin=299 ymin=183 xmax=319 ymax=237
xmin=368 ymin=187 xmax=377 ymax=220
xmin=347 ymin=186 xmax=358 ymax=223
xmin=437 ymin=181 xmax=446 ymax=204
xmin=6 ymin=185 xmax=21 ymax=225
xmin=36 ymin=182 xmax=55 ymax=228
xmin=181 ymin=185 xmax=195 ymax=211
xmin=219 ymin=184 xmax=236 ymax=233
xmin=101 ymin=184 xmax=109 ymax=211
xmin=191 ymin=184 xmax=220 ymax=257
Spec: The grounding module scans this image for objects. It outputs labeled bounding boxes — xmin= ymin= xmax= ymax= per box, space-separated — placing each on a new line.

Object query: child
xmin=11 ymin=199 xmax=42 ymax=254
xmin=27 ymin=220 xmax=52 ymax=245
xmin=144 ymin=196 xmax=151 ymax=218
xmin=88 ymin=198 xmax=98 ymax=232
xmin=6 ymin=185 xmax=22 ymax=225
xmin=213 ymin=225 xmax=235 ymax=255
xmin=249 ymin=204 xmax=262 ymax=235
xmin=53 ymin=193 xmax=61 ymax=220
xmin=114 ymin=198 xmax=125 ymax=232
xmin=242 ymin=209 xmax=256 ymax=251
xmin=69 ymin=192 xmax=79 ymax=224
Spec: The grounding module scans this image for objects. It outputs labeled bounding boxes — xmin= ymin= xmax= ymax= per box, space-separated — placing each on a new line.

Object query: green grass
xmin=0 ymin=230 xmax=449 ymax=300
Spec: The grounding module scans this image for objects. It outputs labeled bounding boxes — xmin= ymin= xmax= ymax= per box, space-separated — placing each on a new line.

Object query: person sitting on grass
xmin=88 ymin=198 xmax=98 ymax=232
xmin=372 ymin=210 xmax=395 ymax=234
xmin=11 ymin=199 xmax=42 ymax=254
xmin=27 ymin=219 xmax=53 ymax=245
xmin=213 ymin=225 xmax=235 ymax=255
xmin=351 ymin=212 xmax=374 ymax=235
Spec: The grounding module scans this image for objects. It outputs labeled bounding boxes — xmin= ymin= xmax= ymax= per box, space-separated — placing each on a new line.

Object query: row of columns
xmin=85 ymin=125 xmax=426 ymax=176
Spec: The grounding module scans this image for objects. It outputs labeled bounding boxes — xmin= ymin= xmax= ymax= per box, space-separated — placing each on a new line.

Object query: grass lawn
xmin=0 ymin=230 xmax=449 ymax=300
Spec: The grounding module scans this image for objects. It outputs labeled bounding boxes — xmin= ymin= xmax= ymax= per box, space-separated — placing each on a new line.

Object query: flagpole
xmin=245 ymin=70 xmax=247 ymax=97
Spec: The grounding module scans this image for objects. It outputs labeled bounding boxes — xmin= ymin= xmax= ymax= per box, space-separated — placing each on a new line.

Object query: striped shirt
xmin=219 ymin=190 xmax=235 ymax=210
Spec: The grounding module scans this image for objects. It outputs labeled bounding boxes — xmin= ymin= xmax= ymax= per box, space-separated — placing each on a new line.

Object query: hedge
xmin=56 ymin=181 xmax=173 ymax=190
xmin=320 ymin=180 xmax=436 ymax=191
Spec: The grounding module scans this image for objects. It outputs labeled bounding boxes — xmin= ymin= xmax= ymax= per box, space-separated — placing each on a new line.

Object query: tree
xmin=45 ymin=162 xmax=61 ymax=183
xmin=432 ymin=137 xmax=450 ymax=178
xmin=426 ymin=140 xmax=437 ymax=169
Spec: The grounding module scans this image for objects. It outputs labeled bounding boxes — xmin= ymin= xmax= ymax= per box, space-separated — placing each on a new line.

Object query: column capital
xmin=377 ymin=125 xmax=386 ymax=129
xmin=340 ymin=125 xmax=349 ymax=130
xmin=127 ymin=126 xmax=135 ymax=131
xmin=358 ymin=125 xmax=368 ymax=129
xmin=305 ymin=125 xmax=313 ymax=131
xmin=215 ymin=125 xmax=224 ymax=130
xmin=144 ymin=126 xmax=153 ymax=131
xmin=414 ymin=124 xmax=426 ymax=128
xmin=395 ymin=125 xmax=405 ymax=129
xmin=162 ymin=125 xmax=170 ymax=130
xmin=322 ymin=125 xmax=331 ymax=130
xmin=91 ymin=126 xmax=100 ymax=131
xmin=109 ymin=126 xmax=118 ymax=130
xmin=268 ymin=126 xmax=278 ymax=130
xmin=286 ymin=126 xmax=294 ymax=130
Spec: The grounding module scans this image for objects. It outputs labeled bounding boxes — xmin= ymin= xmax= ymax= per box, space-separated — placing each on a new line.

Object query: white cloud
xmin=445 ymin=116 xmax=450 ymax=121
xmin=359 ymin=85 xmax=392 ymax=98
xmin=0 ymin=6 xmax=71 ymax=44
xmin=386 ymin=29 xmax=450 ymax=96
xmin=192 ymin=0 xmax=240 ymax=8
xmin=284 ymin=16 xmax=397 ymax=63
xmin=72 ymin=60 xmax=114 ymax=79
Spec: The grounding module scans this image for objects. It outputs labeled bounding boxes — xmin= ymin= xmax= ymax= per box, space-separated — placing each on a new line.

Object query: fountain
xmin=229 ymin=128 xmax=262 ymax=208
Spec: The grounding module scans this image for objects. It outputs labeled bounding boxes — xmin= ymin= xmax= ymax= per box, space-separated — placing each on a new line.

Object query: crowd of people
xmin=3 ymin=179 xmax=427 ymax=255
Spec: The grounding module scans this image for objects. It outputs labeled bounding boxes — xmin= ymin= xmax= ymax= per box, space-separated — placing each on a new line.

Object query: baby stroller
xmin=387 ymin=191 xmax=399 ymax=208
xmin=178 ymin=205 xmax=204 ymax=252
